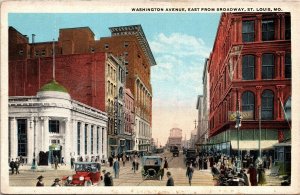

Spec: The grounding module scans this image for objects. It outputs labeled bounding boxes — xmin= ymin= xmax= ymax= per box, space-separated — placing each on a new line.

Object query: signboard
xmin=228 ymin=111 xmax=253 ymax=121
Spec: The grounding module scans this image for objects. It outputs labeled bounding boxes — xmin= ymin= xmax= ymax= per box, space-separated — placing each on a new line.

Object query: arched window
xmin=262 ymin=54 xmax=275 ymax=79
xmin=242 ymin=55 xmax=255 ymax=80
xmin=284 ymin=96 xmax=291 ymax=121
xmin=261 ymin=90 xmax=274 ymax=120
xmin=242 ymin=91 xmax=255 ymax=119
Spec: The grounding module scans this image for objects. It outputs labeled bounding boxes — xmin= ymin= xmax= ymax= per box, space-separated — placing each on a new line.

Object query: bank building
xmin=8 ymin=80 xmax=108 ymax=166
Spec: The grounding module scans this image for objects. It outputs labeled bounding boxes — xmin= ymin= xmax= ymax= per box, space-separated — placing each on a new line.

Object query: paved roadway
xmin=9 ymin=151 xmax=281 ymax=186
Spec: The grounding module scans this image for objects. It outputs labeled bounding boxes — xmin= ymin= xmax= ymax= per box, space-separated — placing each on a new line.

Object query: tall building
xmin=208 ymin=13 xmax=291 ymax=156
xmin=167 ymin=128 xmax=183 ymax=148
xmin=97 ymin=25 xmax=156 ymax=151
xmin=124 ymin=88 xmax=135 ymax=150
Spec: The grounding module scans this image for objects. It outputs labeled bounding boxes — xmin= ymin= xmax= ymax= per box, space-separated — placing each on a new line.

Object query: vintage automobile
xmin=141 ymin=156 xmax=164 ymax=180
xmin=184 ymin=149 xmax=198 ymax=167
xmin=62 ymin=162 xmax=101 ymax=186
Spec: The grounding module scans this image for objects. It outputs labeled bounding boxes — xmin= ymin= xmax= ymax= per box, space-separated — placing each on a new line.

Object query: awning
xmin=231 ymin=140 xmax=278 ymax=150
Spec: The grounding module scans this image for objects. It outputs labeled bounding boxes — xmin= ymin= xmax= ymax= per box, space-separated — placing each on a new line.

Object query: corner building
xmin=208 ymin=13 xmax=291 ymax=156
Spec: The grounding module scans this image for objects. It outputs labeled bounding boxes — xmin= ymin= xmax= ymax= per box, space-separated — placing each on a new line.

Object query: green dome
xmin=39 ymin=80 xmax=68 ymax=93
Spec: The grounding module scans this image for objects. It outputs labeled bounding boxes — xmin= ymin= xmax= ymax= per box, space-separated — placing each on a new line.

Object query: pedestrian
xmin=164 ymin=157 xmax=169 ymax=170
xmin=104 ymin=172 xmax=113 ymax=186
xmin=240 ymin=169 xmax=249 ymax=186
xmin=101 ymin=170 xmax=106 ymax=186
xmin=71 ymin=157 xmax=75 ymax=169
xmin=15 ymin=158 xmax=20 ymax=174
xmin=122 ymin=154 xmax=126 ymax=167
xmin=51 ymin=178 xmax=61 ymax=187
xmin=166 ymin=171 xmax=174 ymax=186
xmin=61 ymin=157 xmax=66 ymax=166
xmin=247 ymin=164 xmax=258 ymax=186
xmin=113 ymin=157 xmax=120 ymax=179
xmin=19 ymin=155 xmax=24 ymax=166
xmin=257 ymin=164 xmax=267 ymax=185
xmin=54 ymin=155 xmax=59 ymax=170
xmin=9 ymin=159 xmax=15 ymax=175
xmin=79 ymin=156 xmax=83 ymax=162
xmin=186 ymin=163 xmax=194 ymax=186
xmin=36 ymin=175 xmax=44 ymax=187
xmin=198 ymin=157 xmax=203 ymax=170
xmin=132 ymin=158 xmax=136 ymax=173
xmin=108 ymin=156 xmax=113 ymax=167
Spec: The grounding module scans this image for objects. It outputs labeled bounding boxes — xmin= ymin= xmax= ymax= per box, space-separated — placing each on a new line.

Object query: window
xmin=285 ymin=16 xmax=291 ymax=40
xmin=242 ymin=55 xmax=255 ymax=80
xmin=242 ymin=91 xmax=255 ymax=120
xmin=284 ymin=96 xmax=291 ymax=121
xmin=84 ymin=124 xmax=88 ymax=155
xmin=49 ymin=120 xmax=60 ymax=133
xmin=242 ymin=20 xmax=255 ymax=42
xmin=41 ymin=50 xmax=46 ymax=56
xmin=17 ymin=119 xmax=27 ymax=157
xmin=124 ymin=51 xmax=128 ymax=56
xmin=285 ymin=53 xmax=291 ymax=78
xmin=124 ymin=61 xmax=128 ymax=65
xmin=262 ymin=54 xmax=275 ymax=79
xmin=90 ymin=48 xmax=95 ymax=53
xmin=19 ymin=50 xmax=24 ymax=55
xmin=91 ymin=126 xmax=94 ymax=154
xmin=34 ymin=50 xmax=39 ymax=56
xmin=262 ymin=20 xmax=275 ymax=41
xmin=124 ymin=42 xmax=129 ymax=47
xmin=261 ymin=90 xmax=274 ymax=120
xmin=105 ymin=44 xmax=109 ymax=49
xmin=77 ymin=122 xmax=81 ymax=155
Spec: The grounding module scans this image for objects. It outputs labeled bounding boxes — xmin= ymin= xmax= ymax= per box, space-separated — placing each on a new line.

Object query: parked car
xmin=141 ymin=156 xmax=164 ymax=180
xmin=62 ymin=162 xmax=101 ymax=186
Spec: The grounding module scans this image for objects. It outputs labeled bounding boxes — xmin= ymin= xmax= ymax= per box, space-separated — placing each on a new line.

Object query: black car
xmin=184 ymin=149 xmax=197 ymax=167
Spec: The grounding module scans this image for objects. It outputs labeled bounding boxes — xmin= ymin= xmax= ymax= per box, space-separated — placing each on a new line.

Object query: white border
xmin=1 ymin=0 xmax=300 ymax=194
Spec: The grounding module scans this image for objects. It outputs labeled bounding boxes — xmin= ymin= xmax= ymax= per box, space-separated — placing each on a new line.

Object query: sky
xmin=8 ymin=13 xmax=221 ymax=146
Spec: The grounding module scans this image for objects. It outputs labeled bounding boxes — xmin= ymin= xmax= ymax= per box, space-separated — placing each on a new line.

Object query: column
xmin=80 ymin=122 xmax=85 ymax=159
xmin=27 ymin=117 xmax=34 ymax=164
xmin=99 ymin=126 xmax=103 ymax=160
xmin=102 ymin=127 xmax=108 ymax=160
xmin=72 ymin=120 xmax=77 ymax=159
xmin=276 ymin=51 xmax=285 ymax=79
xmin=256 ymin=14 xmax=262 ymax=42
xmin=255 ymin=86 xmax=262 ymax=120
xmin=236 ymin=17 xmax=242 ymax=43
xmin=276 ymin=14 xmax=281 ymax=40
xmin=10 ymin=117 xmax=17 ymax=159
xmin=276 ymin=85 xmax=285 ymax=120
xmin=43 ymin=117 xmax=49 ymax=152
xmin=64 ymin=119 xmax=71 ymax=165
xmin=255 ymin=53 xmax=262 ymax=80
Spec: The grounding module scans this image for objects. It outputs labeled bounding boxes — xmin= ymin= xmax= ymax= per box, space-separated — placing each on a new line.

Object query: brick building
xmin=97 ymin=25 xmax=156 ymax=151
xmin=124 ymin=88 xmax=135 ymax=150
xmin=207 ymin=13 xmax=291 ymax=156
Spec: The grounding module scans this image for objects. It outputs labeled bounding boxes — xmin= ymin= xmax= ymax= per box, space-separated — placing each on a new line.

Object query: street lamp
xmin=235 ymin=110 xmax=242 ymax=171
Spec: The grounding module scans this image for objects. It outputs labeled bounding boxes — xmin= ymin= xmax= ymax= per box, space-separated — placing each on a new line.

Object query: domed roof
xmin=39 ymin=80 xmax=68 ymax=93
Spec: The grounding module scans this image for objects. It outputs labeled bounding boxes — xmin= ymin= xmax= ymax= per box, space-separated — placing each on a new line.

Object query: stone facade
xmin=9 ymin=89 xmax=108 ymax=165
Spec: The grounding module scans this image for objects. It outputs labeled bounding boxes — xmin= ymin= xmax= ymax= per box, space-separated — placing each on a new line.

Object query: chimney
xmin=32 ymin=34 xmax=36 ymax=43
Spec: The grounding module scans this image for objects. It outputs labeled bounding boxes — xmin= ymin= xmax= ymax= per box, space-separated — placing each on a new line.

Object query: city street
xmin=9 ymin=151 xmax=215 ymax=186
xmin=9 ymin=151 xmax=281 ymax=186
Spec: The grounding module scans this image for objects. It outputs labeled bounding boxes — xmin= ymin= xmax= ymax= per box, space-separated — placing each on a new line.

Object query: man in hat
xmin=36 ymin=175 xmax=44 ymax=186
xmin=104 ymin=172 xmax=113 ymax=186
xmin=166 ymin=171 xmax=174 ymax=186
xmin=9 ymin=159 xmax=15 ymax=175
xmin=51 ymin=178 xmax=61 ymax=187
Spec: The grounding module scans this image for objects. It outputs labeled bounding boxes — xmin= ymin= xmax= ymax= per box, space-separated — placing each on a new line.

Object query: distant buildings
xmin=8 ymin=24 xmax=155 ymax=164
xmin=167 ymin=128 xmax=183 ymax=148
